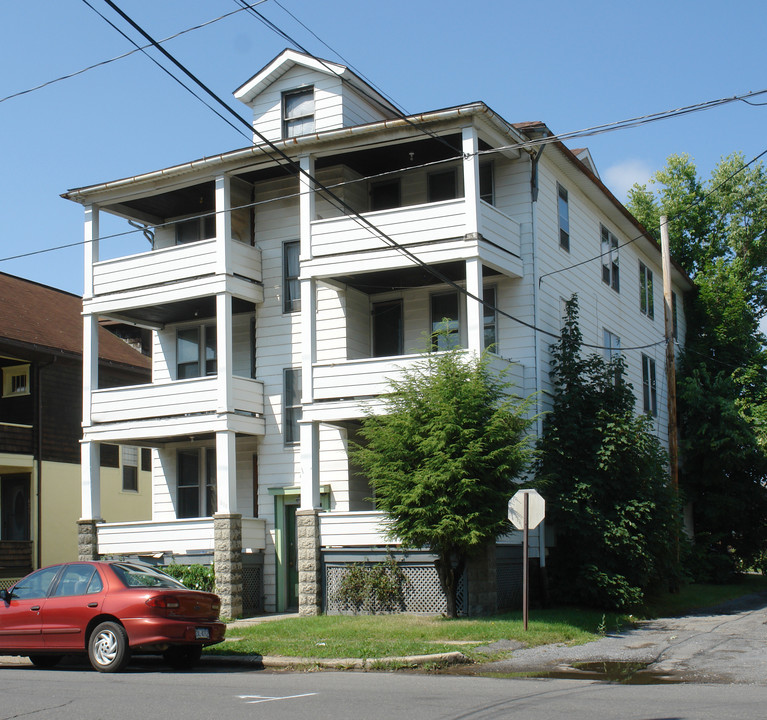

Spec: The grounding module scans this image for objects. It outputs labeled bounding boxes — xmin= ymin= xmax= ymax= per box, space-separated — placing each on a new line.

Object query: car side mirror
xmin=0 ymin=589 xmax=10 ymax=602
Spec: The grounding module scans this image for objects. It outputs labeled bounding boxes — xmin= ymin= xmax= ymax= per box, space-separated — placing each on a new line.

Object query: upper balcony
xmin=85 ymin=237 xmax=263 ymax=319
xmin=305 ymin=198 xmax=522 ymax=280
xmin=86 ymin=374 xmax=265 ymax=442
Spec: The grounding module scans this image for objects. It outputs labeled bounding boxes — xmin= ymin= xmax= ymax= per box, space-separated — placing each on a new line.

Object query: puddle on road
xmin=477 ymin=661 xmax=684 ymax=685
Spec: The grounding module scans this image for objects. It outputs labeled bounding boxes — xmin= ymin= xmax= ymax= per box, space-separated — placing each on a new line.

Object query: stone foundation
xmin=77 ymin=519 xmax=100 ymax=561
xmin=296 ymin=509 xmax=321 ymax=616
xmin=214 ymin=513 xmax=243 ymax=619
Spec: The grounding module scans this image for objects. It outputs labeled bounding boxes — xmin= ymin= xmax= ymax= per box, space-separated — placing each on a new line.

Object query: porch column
xmin=215 ymin=174 xmax=233 ymax=275
xmin=299 ymin=420 xmax=320 ymax=510
xmin=215 ymin=293 xmax=233 ymax=416
xmin=466 ymin=258 xmax=484 ymax=355
xmin=79 ymin=440 xmax=101 ymax=561
xmin=215 ymin=430 xmax=237 ymax=515
xmin=462 ymin=126 xmax=480 ymax=238
xmin=298 ymin=419 xmax=322 ymax=615
xmin=299 ymin=153 xmax=316 ymax=406
xmin=214 ymin=513 xmax=243 ymax=619
xmin=83 ymin=203 xmax=99 ymax=301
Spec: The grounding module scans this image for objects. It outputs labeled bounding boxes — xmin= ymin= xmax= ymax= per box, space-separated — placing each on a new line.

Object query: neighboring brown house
xmin=0 ymin=272 xmax=151 ymax=580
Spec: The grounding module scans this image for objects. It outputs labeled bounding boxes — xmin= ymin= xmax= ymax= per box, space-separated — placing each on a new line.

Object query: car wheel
xmin=28 ymin=654 xmax=64 ymax=668
xmin=88 ymin=621 xmax=131 ymax=673
xmin=163 ymin=645 xmax=203 ymax=670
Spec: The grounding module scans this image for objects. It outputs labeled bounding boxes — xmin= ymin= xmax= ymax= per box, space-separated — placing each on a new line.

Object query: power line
xmin=0 ymin=2 xmax=268 ymax=106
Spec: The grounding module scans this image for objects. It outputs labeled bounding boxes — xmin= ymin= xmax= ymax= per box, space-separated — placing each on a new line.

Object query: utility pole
xmin=660 ymin=216 xmax=679 ymax=495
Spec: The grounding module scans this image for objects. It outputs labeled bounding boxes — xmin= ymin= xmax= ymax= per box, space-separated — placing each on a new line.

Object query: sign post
xmin=508 ymin=489 xmax=545 ymax=630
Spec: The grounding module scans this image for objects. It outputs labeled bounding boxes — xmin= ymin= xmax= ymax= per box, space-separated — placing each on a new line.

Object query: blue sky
xmin=2 ymin=0 xmax=765 ymax=296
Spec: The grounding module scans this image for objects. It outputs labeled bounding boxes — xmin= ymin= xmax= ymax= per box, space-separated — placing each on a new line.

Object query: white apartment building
xmin=65 ymin=50 xmax=691 ymax=617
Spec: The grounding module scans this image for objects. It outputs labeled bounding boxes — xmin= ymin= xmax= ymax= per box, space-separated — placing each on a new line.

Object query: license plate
xmin=195 ymin=627 xmax=210 ymax=640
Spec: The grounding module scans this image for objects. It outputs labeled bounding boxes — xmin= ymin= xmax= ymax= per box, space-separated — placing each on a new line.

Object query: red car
xmin=0 ymin=561 xmax=225 ymax=672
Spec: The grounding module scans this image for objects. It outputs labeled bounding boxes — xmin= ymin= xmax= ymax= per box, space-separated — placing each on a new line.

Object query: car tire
xmin=88 ymin=621 xmax=131 ymax=673
xmin=163 ymin=645 xmax=203 ymax=670
xmin=28 ymin=654 xmax=64 ymax=668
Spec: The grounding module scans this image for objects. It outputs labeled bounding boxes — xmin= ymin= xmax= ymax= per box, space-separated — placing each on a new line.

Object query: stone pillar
xmin=466 ymin=542 xmax=498 ymax=616
xmin=296 ymin=508 xmax=321 ymax=616
xmin=77 ymin=519 xmax=100 ymax=561
xmin=214 ymin=513 xmax=243 ymax=619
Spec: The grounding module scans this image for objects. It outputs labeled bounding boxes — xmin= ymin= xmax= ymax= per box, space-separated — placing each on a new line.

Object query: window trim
xmin=642 ymin=354 xmax=658 ymax=417
xmin=282 ymin=86 xmax=315 ymax=139
xmin=557 ymin=183 xmax=570 ymax=252
xmin=283 ymin=241 xmax=301 ymax=313
xmin=283 ymin=368 xmax=302 ymax=446
xmin=2 ymin=364 xmax=30 ymax=398
xmin=639 ymin=261 xmax=655 ymax=320
xmin=600 ymin=224 xmax=620 ymax=292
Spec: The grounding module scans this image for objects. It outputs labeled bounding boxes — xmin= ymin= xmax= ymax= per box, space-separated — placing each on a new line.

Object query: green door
xmin=285 ymin=502 xmax=299 ymax=610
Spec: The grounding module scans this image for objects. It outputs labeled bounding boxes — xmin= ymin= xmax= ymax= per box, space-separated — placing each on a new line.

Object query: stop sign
xmin=508 ymin=489 xmax=545 ymax=530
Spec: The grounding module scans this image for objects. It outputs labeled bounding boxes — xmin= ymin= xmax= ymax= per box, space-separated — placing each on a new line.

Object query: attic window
xmin=282 ymin=87 xmax=314 ymax=138
xmin=2 ymin=365 xmax=30 ymax=398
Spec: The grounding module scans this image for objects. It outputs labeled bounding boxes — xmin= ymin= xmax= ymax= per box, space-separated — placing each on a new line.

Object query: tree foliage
xmin=351 ymin=337 xmax=533 ymax=617
xmin=534 ymin=297 xmax=681 ymax=610
xmin=627 ymin=153 xmax=767 ymax=579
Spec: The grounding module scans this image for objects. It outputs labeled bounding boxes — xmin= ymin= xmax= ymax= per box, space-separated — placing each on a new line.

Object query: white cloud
xmin=603 ymin=159 xmax=653 ymax=201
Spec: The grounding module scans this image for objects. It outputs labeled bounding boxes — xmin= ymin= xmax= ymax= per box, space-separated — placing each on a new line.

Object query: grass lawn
xmin=208 ymin=574 xmax=767 ymax=661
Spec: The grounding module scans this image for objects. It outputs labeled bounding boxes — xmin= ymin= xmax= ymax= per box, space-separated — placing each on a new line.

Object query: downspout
xmin=529 ymin=143 xmax=545 ymax=438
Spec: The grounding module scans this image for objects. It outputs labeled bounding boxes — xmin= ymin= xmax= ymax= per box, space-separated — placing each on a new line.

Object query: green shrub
xmin=335 ymin=555 xmax=409 ymax=614
xmin=162 ymin=562 xmax=215 ymax=592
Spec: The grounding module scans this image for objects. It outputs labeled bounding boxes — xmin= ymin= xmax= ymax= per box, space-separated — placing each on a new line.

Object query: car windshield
xmin=110 ymin=563 xmax=187 ymax=589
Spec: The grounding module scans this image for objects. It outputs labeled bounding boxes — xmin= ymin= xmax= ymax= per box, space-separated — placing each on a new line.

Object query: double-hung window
xmin=557 ymin=183 xmax=570 ymax=251
xmin=479 ymin=162 xmax=495 ymax=205
xmin=431 ymin=292 xmax=460 ymax=350
xmin=642 ymin=354 xmax=657 ymax=416
xmin=122 ymin=446 xmax=138 ymax=493
xmin=177 ymin=448 xmax=217 ymax=518
xmin=483 ymin=286 xmax=497 ymax=351
xmin=372 ymin=300 xmax=403 ymax=357
xmin=283 ymin=241 xmax=300 ymax=313
xmin=639 ymin=261 xmax=654 ymax=319
xmin=282 ymin=87 xmax=314 ymax=138
xmin=427 ymin=168 xmax=457 ymax=203
xmin=600 ymin=225 xmax=620 ymax=292
xmin=284 ymin=368 xmax=302 ymax=445
xmin=175 ymin=215 xmax=215 ymax=245
xmin=603 ymin=329 xmax=621 ymax=362
xmin=176 ymin=324 xmax=216 ymax=379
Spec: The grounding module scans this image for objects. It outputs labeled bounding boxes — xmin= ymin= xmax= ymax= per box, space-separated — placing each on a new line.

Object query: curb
xmin=206 ymin=650 xmax=470 ymax=670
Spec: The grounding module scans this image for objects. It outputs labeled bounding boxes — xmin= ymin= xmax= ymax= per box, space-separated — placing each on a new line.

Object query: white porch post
xmin=462 ymin=126 xmax=480 ymax=237
xmin=215 ymin=174 xmax=232 ymax=276
xmin=299 ymin=420 xmax=320 ymax=510
xmin=466 ymin=258 xmax=483 ymax=355
xmin=299 ymin=155 xmax=316 ymax=405
xmin=215 ymin=430 xmax=237 ymax=514
xmin=80 ymin=440 xmax=101 ymax=521
xmin=83 ymin=204 xmax=99 ymax=301
xmin=216 ymin=293 xmax=233 ymax=414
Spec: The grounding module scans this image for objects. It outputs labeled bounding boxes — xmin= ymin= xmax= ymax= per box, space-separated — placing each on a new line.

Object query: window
xmin=283 ymin=241 xmax=300 ymax=313
xmin=282 ymin=87 xmax=314 ymax=138
xmin=642 ymin=354 xmax=657 ymax=416
xmin=284 ymin=368 xmax=302 ymax=445
xmin=100 ymin=443 xmax=120 ymax=468
xmin=672 ymin=291 xmax=678 ymax=339
xmin=600 ymin=224 xmax=620 ymax=291
xmin=141 ymin=447 xmax=152 ymax=472
xmin=52 ymin=564 xmax=102 ymax=597
xmin=557 ymin=183 xmax=570 ymax=251
xmin=177 ymin=448 xmax=216 ymax=519
xmin=370 ymin=179 xmax=401 ymax=211
xmin=176 ymin=324 xmax=216 ymax=379
xmin=603 ymin=329 xmax=621 ymax=362
xmin=639 ymin=261 xmax=654 ymax=319
xmin=2 ymin=364 xmax=30 ymax=398
xmin=175 ymin=215 xmax=215 ymax=245
xmin=10 ymin=565 xmax=62 ymax=600
xmin=431 ymin=292 xmax=460 ymax=350
xmin=372 ymin=300 xmax=403 ymax=357
xmin=479 ymin=162 xmax=494 ymax=205
xmin=428 ymin=169 xmax=457 ymax=203
xmin=122 ymin=446 xmax=138 ymax=493
xmin=483 ymin=286 xmax=497 ymax=351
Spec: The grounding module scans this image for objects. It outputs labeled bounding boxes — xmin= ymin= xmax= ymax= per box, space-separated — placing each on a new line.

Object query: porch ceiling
xmin=104 ymin=296 xmax=254 ymax=328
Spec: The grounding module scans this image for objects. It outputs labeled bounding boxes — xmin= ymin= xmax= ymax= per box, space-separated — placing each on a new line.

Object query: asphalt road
xmin=1 ymin=663 xmax=766 ymax=720
xmin=477 ymin=591 xmax=767 ymax=684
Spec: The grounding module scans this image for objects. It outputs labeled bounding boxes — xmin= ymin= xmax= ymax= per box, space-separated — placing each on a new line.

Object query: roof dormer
xmin=233 ymin=49 xmax=399 ymax=144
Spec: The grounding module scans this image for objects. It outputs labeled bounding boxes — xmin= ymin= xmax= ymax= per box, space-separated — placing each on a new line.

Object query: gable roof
xmin=233 ymin=48 xmax=399 ymax=115
xmin=0 ymin=272 xmax=151 ymax=370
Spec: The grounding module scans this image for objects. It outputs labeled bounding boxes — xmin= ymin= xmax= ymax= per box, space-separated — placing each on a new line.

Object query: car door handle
xmin=30 ymin=606 xmax=40 ymax=611
xmin=87 ymin=602 xmax=98 ymax=608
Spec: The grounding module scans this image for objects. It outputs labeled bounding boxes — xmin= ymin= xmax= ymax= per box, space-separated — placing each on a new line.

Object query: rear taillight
xmin=211 ymin=601 xmax=220 ymax=613
xmin=146 ymin=595 xmax=180 ymax=609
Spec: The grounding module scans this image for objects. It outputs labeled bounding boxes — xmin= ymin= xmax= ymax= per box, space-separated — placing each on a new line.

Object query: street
xmin=1 ymin=663 xmax=766 ymax=720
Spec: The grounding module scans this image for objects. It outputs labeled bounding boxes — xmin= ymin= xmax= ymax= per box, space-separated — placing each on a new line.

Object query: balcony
xmin=306 ymin=199 xmax=522 ymax=277
xmin=87 ymin=238 xmax=263 ymax=315
xmin=311 ymin=352 xmax=523 ymax=407
xmin=96 ymin=517 xmax=267 ymax=556
xmin=88 ymin=375 xmax=265 ymax=440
